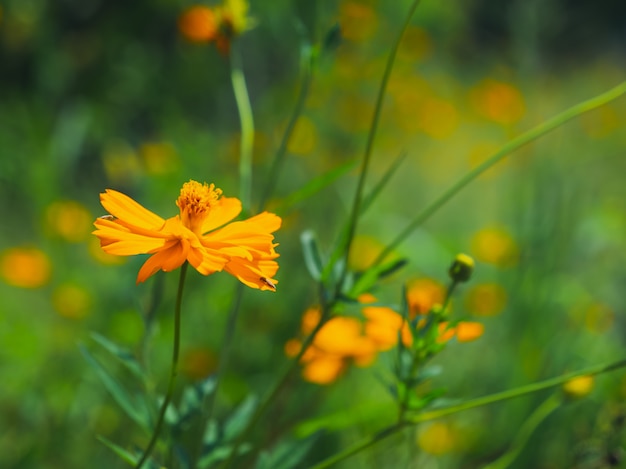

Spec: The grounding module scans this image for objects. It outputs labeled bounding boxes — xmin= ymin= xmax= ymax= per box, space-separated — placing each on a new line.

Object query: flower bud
xmin=449 ymin=254 xmax=475 ymax=283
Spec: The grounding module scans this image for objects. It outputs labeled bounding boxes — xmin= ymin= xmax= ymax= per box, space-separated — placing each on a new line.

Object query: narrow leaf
xmin=224 ymin=395 xmax=258 ymax=441
xmin=97 ymin=436 xmax=138 ymax=466
xmin=256 ymin=432 xmax=321 ymax=469
xmin=300 ymin=230 xmax=324 ymax=281
xmin=360 ymin=151 xmax=407 ymax=215
xmin=80 ymin=344 xmax=150 ymax=431
xmin=90 ymin=332 xmax=145 ymax=380
xmin=275 ymin=158 xmax=357 ymax=212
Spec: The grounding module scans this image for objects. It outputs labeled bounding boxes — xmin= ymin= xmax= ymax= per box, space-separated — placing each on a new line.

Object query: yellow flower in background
xmin=471 ymin=226 xmax=519 ymax=267
xmin=339 ymin=2 xmax=378 ymax=42
xmin=470 ymin=78 xmax=526 ymax=125
xmin=417 ymin=422 xmax=458 ymax=455
xmin=348 ymin=235 xmax=384 ymax=271
xmin=406 ymin=278 xmax=445 ymax=317
xmin=102 ymin=140 xmax=142 ymax=185
xmin=465 ymin=283 xmax=507 ymax=316
xmin=563 ymin=375 xmax=594 ymax=399
xmin=1 ymin=247 xmax=51 ymax=288
xmin=140 ymin=141 xmax=179 ymax=175
xmin=417 ymin=97 xmax=459 ymax=139
xmin=45 ymin=200 xmax=92 ymax=242
xmin=93 ymin=180 xmax=280 ymax=289
xmin=52 ymin=283 xmax=92 ymax=319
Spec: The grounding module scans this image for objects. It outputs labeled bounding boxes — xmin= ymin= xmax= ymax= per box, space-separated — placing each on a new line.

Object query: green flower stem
xmin=259 ymin=48 xmax=315 ymax=211
xmin=193 ymin=282 xmax=245 ymax=464
xmin=310 ymin=358 xmax=626 ymax=469
xmin=482 ymin=393 xmax=562 ymax=469
xmin=230 ymin=46 xmax=255 ymax=213
xmin=220 ymin=296 xmax=335 ymax=469
xmin=136 ymin=262 xmax=189 ymax=469
xmin=325 ymin=0 xmax=422 ymax=287
xmin=371 ymin=80 xmax=626 ymax=268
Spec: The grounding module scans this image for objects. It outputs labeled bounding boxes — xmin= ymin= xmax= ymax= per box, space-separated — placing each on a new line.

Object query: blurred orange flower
xmin=178 ymin=0 xmax=253 ymax=54
xmin=93 ymin=180 xmax=280 ymax=288
xmin=465 ymin=283 xmax=507 ymax=316
xmin=178 ymin=6 xmax=220 ymax=43
xmin=406 ymin=278 xmax=445 ymax=317
xmin=1 ymin=247 xmax=51 ymax=288
xmin=438 ymin=321 xmax=484 ymax=343
xmin=470 ymin=78 xmax=526 ymax=125
xmin=45 ymin=200 xmax=92 ymax=242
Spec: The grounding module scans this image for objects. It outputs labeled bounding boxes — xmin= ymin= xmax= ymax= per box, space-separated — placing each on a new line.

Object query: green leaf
xmin=275 ymin=158 xmax=357 ymax=212
xmin=97 ymin=436 xmax=138 ymax=466
xmin=256 ymin=433 xmax=321 ymax=469
xmin=300 ymin=230 xmax=324 ymax=281
xmin=224 ymin=395 xmax=258 ymax=441
xmin=89 ymin=332 xmax=145 ymax=380
xmin=197 ymin=443 xmax=252 ymax=468
xmin=177 ymin=376 xmax=217 ymax=424
xmin=348 ymin=258 xmax=407 ymax=298
xmin=360 ymin=151 xmax=407 ymax=216
xmin=80 ymin=344 xmax=150 ymax=431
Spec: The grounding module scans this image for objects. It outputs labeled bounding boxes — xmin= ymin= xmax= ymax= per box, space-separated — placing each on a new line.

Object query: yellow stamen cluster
xmin=176 ymin=181 xmax=222 ymax=234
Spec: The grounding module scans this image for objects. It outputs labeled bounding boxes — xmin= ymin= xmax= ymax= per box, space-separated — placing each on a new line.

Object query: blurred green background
xmin=1 ymin=0 xmax=625 ymax=467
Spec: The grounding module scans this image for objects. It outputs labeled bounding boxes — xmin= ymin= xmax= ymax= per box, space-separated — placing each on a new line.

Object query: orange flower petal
xmin=223 ymin=256 xmax=279 ymax=291
xmin=302 ymin=356 xmax=346 ymax=385
xmin=200 ymin=196 xmax=242 ymax=234
xmin=136 ymin=243 xmax=188 ymax=283
xmin=99 ymin=189 xmax=165 ymax=229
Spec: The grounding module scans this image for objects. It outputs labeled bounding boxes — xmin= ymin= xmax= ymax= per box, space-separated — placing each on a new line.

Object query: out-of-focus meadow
xmin=1 ymin=0 xmax=626 ymax=468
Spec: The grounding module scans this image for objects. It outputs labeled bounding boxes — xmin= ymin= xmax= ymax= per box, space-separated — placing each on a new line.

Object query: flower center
xmin=176 ymin=180 xmax=222 ymax=234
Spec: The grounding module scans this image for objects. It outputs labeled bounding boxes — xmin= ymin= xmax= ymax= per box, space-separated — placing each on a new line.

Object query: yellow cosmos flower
xmin=93 ymin=180 xmax=280 ymax=289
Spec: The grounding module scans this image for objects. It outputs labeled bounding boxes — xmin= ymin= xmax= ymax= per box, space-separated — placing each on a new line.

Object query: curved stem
xmin=230 ymin=46 xmax=255 ymax=213
xmin=371 ymin=80 xmax=626 ymax=268
xmin=326 ymin=0 xmax=422 ymax=288
xmin=135 ymin=262 xmax=189 ymax=469
xmin=482 ymin=393 xmax=562 ymax=469
xmin=309 ymin=358 xmax=626 ymax=469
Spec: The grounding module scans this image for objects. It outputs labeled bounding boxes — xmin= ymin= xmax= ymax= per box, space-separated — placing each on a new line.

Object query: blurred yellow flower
xmin=93 ymin=180 xmax=280 ymax=288
xmin=465 ymin=283 xmax=507 ymax=316
xmin=52 ymin=283 xmax=91 ymax=319
xmin=417 ymin=97 xmax=459 ymax=139
xmin=348 ymin=235 xmax=383 ymax=271
xmin=563 ymin=375 xmax=594 ymax=399
xmin=470 ymin=78 xmax=525 ymax=125
xmin=406 ymin=278 xmax=445 ymax=317
xmin=140 ymin=141 xmax=179 ymax=175
xmin=470 ymin=226 xmax=519 ymax=267
xmin=286 ymin=116 xmax=318 ymax=155
xmin=1 ymin=247 xmax=51 ymax=288
xmin=102 ymin=140 xmax=142 ymax=185
xmin=583 ymin=302 xmax=614 ymax=333
xmin=339 ymin=2 xmax=378 ymax=42
xmin=45 ymin=200 xmax=92 ymax=242
xmin=417 ymin=422 xmax=458 ymax=455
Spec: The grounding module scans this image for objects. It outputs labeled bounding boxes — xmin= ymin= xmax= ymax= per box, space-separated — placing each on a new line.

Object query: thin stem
xmin=230 ymin=46 xmax=255 ymax=213
xmin=482 ymin=393 xmax=562 ymax=469
xmin=136 ymin=262 xmax=189 ymax=469
xmin=371 ymin=80 xmax=626 ymax=268
xmin=203 ymin=283 xmax=244 ymax=420
xmin=259 ymin=48 xmax=315 ymax=211
xmin=219 ymin=297 xmax=336 ymax=469
xmin=327 ymin=0 xmax=422 ymax=288
xmin=309 ymin=357 xmax=626 ymax=469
